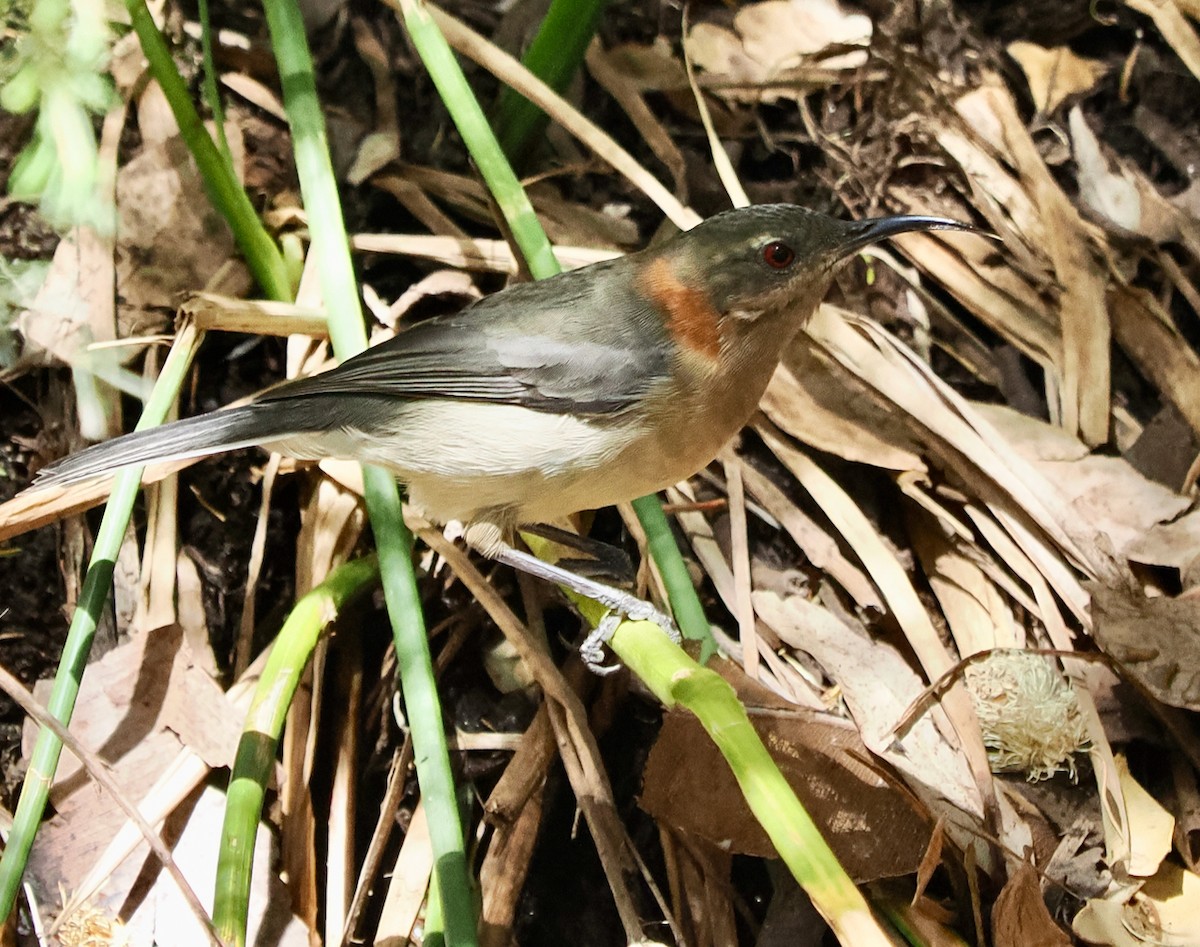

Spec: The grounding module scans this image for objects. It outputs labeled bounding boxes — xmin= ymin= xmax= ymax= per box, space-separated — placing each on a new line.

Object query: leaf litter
xmin=4 ymin=0 xmax=1200 ymax=943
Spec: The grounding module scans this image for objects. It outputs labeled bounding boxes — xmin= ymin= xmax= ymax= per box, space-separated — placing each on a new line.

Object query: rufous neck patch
xmin=636 ymin=256 xmax=721 ymax=360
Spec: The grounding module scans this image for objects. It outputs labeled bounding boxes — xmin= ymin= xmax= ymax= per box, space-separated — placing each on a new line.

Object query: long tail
xmin=34 ymin=400 xmax=318 ymax=488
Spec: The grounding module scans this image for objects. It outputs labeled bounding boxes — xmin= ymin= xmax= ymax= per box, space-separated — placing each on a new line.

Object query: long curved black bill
xmin=838 ymin=214 xmax=981 ymax=257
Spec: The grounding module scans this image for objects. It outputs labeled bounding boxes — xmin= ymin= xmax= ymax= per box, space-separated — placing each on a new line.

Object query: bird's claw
xmin=579 ymin=603 xmax=681 ymax=675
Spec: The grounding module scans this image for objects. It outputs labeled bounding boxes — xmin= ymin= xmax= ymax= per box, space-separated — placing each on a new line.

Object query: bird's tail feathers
xmin=34 ymin=402 xmax=307 ymax=488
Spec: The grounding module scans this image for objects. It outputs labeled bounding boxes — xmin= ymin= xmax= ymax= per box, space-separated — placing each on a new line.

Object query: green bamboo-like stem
xmin=631 ymin=493 xmax=715 ymax=656
xmin=609 ymin=620 xmax=893 ymax=945
xmin=124 ymin=0 xmax=290 ymax=301
xmin=400 ymin=0 xmax=557 ymax=277
xmin=252 ymin=1 xmax=478 ymax=945
xmin=213 ymin=556 xmax=379 ymax=942
xmin=0 ymin=322 xmax=207 ymax=917
xmin=196 ymin=0 xmax=232 ymax=163
xmin=0 ymin=2 xmax=292 ymax=921
xmin=492 ymin=0 xmax=611 ymax=169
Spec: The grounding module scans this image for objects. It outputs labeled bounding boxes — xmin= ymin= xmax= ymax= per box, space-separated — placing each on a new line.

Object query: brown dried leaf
xmin=376 ymin=801 xmax=433 ymax=945
xmin=1125 ymin=509 xmax=1200 ymax=575
xmin=912 ymin=525 xmax=1021 ymax=656
xmin=992 ymin=862 xmax=1072 ymax=947
xmin=1089 ymin=583 xmax=1200 ymax=709
xmin=970 ymin=403 xmax=1091 ymax=463
xmin=687 ymin=0 xmax=870 ymax=103
xmin=116 ymin=88 xmax=247 ymax=321
xmin=1006 ymin=42 xmax=1107 ymax=113
xmin=22 ymin=625 xmax=243 ymax=907
xmin=764 ymin=349 xmax=926 ymax=472
xmin=1038 ymin=455 xmax=1188 ymax=558
xmin=122 ymin=786 xmax=312 ymax=945
xmin=1114 ymin=753 xmax=1175 ymax=878
xmin=640 ymin=663 xmax=931 ymax=882
xmin=971 ymin=406 xmax=1190 ymax=557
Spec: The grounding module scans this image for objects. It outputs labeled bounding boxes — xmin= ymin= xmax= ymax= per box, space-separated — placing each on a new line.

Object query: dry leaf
xmin=114 ymin=85 xmax=247 ymax=327
xmin=1114 ymin=753 xmax=1175 ymax=878
xmin=22 ymin=625 xmax=245 ymax=911
xmin=912 ymin=526 xmax=1020 ymax=656
xmin=764 ymin=350 xmax=927 ymax=472
xmin=970 ymin=403 xmax=1091 ymax=463
xmin=122 ymin=786 xmax=311 ymax=946
xmin=751 ymin=593 xmax=983 ymax=805
xmin=1007 ymin=42 xmax=1106 ymax=113
xmin=640 ymin=661 xmax=932 ymax=883
xmin=1074 ymin=862 xmax=1200 ymax=946
xmin=687 ymin=0 xmax=870 ymax=103
xmin=1089 ymin=583 xmax=1200 ymax=710
xmin=1125 ymin=509 xmax=1200 ymax=574
xmin=591 ymin=39 xmax=689 ymax=93
xmin=1070 ymin=108 xmax=1144 ymax=234
xmin=1035 ymin=455 xmax=1189 ymax=559
xmin=385 ymin=269 xmax=480 ymax=330
xmin=943 ymin=81 xmax=1111 ymax=446
xmin=1072 ymin=106 xmax=1183 ymax=244
xmin=992 ymin=862 xmax=1072 ymax=947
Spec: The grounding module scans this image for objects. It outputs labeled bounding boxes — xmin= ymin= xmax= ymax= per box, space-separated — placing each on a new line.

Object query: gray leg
xmin=464 ymin=521 xmax=679 ymax=674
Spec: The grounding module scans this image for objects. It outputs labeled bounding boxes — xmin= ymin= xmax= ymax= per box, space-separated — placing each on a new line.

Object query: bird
xmin=33 ymin=204 xmax=971 ymax=667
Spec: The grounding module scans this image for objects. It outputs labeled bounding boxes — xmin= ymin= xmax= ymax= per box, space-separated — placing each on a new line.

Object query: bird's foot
xmin=579 ymin=596 xmax=680 ymax=675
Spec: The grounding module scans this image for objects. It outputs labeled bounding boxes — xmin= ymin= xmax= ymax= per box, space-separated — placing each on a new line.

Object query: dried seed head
xmin=965 ymin=649 xmax=1091 ymax=782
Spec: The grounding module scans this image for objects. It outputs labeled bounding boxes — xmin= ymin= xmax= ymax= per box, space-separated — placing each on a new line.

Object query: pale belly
xmin=276 ymin=397 xmax=743 ymax=527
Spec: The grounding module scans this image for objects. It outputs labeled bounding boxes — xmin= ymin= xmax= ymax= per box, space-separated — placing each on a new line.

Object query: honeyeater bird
xmin=34 ymin=204 xmax=970 ymax=667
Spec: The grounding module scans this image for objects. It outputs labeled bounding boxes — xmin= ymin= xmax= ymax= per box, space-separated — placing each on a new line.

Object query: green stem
xmin=253 ymin=1 xmax=477 ymax=944
xmin=197 ymin=0 xmax=232 ymax=163
xmin=631 ymin=493 xmax=715 ymax=658
xmin=214 ymin=556 xmax=379 ymax=943
xmin=125 ymin=0 xmax=290 ymax=301
xmin=492 ymin=0 xmax=611 ymax=169
xmin=611 ymin=621 xmax=893 ymax=946
xmin=0 ymin=323 xmax=206 ymax=918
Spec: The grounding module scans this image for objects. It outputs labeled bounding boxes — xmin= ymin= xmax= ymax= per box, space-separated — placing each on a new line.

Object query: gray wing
xmin=265 ymin=262 xmax=672 ymax=415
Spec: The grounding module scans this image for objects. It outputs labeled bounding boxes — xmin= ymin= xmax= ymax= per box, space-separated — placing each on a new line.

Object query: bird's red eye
xmin=762 ymin=241 xmax=795 ymax=269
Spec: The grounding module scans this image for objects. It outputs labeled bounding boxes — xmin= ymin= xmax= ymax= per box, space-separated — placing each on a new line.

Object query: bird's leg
xmin=463 ymin=521 xmax=679 ymax=674
xmin=518 ymin=523 xmax=636 ymax=586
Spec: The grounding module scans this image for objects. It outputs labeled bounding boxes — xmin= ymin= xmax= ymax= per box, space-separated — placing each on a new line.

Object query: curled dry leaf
xmin=1006 ymin=42 xmax=1107 ymax=114
xmin=1074 ymin=861 xmax=1200 ymax=946
xmin=972 ymin=403 xmax=1191 ymax=560
xmin=1125 ymin=508 xmax=1200 ymax=577
xmin=687 ymin=0 xmax=871 ymax=104
xmin=1113 ymin=753 xmax=1175 ymax=879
